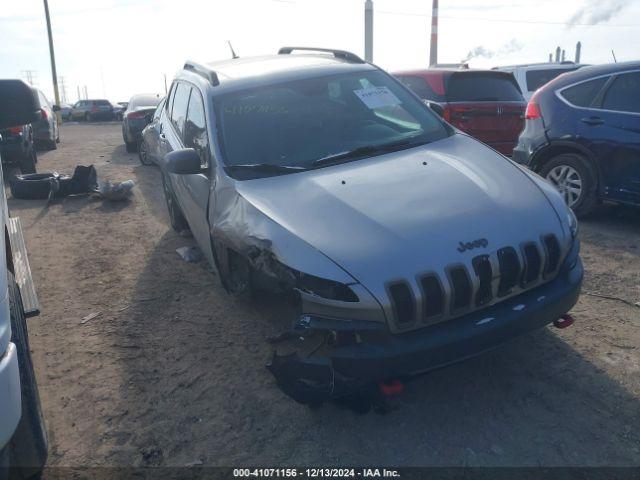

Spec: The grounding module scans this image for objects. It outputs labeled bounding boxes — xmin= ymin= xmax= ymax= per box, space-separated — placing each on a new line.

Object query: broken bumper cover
xmin=269 ymin=251 xmax=583 ymax=404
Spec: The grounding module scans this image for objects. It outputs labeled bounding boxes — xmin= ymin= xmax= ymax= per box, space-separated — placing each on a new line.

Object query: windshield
xmin=215 ymin=70 xmax=449 ymax=178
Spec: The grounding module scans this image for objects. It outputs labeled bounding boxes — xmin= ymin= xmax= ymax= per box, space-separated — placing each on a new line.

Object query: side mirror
xmin=52 ymin=104 xmax=61 ymax=112
xmin=0 ymin=80 xmax=41 ymax=129
xmin=163 ymin=148 xmax=201 ymax=174
xmin=425 ymin=100 xmax=445 ymax=118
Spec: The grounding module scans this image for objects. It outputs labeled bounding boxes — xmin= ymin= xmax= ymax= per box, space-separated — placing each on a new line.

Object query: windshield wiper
xmin=311 ymin=137 xmax=430 ymax=168
xmin=226 ymin=163 xmax=307 ymax=173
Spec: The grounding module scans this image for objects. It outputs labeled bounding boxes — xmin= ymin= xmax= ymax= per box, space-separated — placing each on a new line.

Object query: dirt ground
xmin=8 ymin=123 xmax=640 ymax=467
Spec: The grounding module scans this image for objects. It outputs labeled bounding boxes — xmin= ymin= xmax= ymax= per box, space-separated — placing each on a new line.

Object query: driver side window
xmin=184 ymin=89 xmax=210 ymax=168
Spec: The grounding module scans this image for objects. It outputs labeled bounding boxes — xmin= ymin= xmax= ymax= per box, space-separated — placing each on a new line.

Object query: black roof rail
xmin=278 ymin=47 xmax=365 ymax=64
xmin=183 ymin=61 xmax=219 ymax=86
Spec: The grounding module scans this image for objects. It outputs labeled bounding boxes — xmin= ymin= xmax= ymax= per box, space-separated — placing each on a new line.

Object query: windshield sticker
xmin=354 ymin=86 xmax=401 ymax=109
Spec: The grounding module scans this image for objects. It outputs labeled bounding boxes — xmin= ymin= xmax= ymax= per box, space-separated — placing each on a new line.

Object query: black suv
xmin=513 ymin=61 xmax=640 ymax=216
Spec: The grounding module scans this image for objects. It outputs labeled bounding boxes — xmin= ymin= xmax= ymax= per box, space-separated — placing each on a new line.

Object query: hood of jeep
xmin=236 ymin=133 xmax=567 ymax=305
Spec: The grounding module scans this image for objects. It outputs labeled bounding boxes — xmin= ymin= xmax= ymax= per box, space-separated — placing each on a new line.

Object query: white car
xmin=493 ymin=62 xmax=587 ymax=101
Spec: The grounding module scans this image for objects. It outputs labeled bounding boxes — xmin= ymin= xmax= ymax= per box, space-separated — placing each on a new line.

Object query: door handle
xmin=580 ymin=116 xmax=604 ymax=126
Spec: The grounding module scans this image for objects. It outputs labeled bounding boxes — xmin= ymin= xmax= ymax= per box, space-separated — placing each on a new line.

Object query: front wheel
xmin=540 ymin=153 xmax=597 ymax=218
xmin=125 ymin=139 xmax=137 ymax=153
xmin=19 ymin=150 xmax=37 ymax=175
xmin=162 ymin=173 xmax=189 ymax=232
xmin=138 ymin=139 xmax=153 ymax=166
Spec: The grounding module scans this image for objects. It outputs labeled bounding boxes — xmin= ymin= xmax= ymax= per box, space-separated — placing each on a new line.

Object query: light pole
xmin=364 ymin=0 xmax=373 ymax=62
xmin=429 ymin=0 xmax=438 ymax=66
xmin=43 ymin=0 xmax=61 ymax=110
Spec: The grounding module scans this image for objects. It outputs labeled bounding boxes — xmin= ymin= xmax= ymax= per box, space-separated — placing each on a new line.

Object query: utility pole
xmin=77 ymin=86 xmax=81 ymax=102
xmin=58 ymin=76 xmax=67 ymax=103
xmin=364 ymin=0 xmax=373 ymax=62
xmin=43 ymin=0 xmax=61 ymax=108
xmin=429 ymin=0 xmax=438 ymax=66
xmin=22 ymin=70 xmax=37 ymax=86
xmin=84 ymin=86 xmax=88 ymax=100
xmin=575 ymin=41 xmax=582 ymax=63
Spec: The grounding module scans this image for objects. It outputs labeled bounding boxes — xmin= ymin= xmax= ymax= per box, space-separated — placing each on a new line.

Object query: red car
xmin=394 ymin=69 xmax=526 ymax=156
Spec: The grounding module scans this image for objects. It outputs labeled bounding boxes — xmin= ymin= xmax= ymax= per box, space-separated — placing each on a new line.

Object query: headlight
xmin=567 ymin=208 xmax=579 ymax=239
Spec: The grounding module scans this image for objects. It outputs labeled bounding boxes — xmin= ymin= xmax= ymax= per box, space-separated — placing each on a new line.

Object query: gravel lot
xmin=8 ymin=123 xmax=640 ymax=467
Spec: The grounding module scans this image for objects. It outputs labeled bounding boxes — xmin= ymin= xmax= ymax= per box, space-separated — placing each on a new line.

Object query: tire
xmin=539 ymin=153 xmax=598 ymax=218
xmin=45 ymin=139 xmax=57 ymax=151
xmin=125 ymin=139 xmax=137 ymax=153
xmin=161 ymin=173 xmax=189 ymax=232
xmin=6 ymin=270 xmax=48 ymax=479
xmin=138 ymin=139 xmax=153 ymax=166
xmin=9 ymin=173 xmax=57 ymax=200
xmin=18 ymin=150 xmax=37 ymax=175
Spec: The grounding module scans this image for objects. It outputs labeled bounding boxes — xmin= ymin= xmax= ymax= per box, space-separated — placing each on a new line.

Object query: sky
xmin=1 ymin=0 xmax=639 ymax=103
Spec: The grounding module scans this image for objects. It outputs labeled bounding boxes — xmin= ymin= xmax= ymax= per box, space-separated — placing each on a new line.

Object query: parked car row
xmin=394 ymin=61 xmax=640 ymax=216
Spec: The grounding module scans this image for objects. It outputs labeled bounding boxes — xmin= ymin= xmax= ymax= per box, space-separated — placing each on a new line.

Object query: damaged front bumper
xmin=269 ymin=255 xmax=583 ymax=404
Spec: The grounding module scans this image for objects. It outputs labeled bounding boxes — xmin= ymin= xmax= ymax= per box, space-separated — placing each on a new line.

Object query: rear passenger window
xmin=184 ymin=90 xmax=210 ymax=167
xmin=560 ymin=77 xmax=607 ymax=108
xmin=602 ymin=72 xmax=640 ymax=114
xmin=170 ymin=83 xmax=191 ymax=136
xmin=526 ymin=68 xmax=577 ymax=92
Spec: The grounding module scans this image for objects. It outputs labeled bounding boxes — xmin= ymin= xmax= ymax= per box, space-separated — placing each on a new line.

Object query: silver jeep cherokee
xmin=152 ymin=47 xmax=583 ymax=403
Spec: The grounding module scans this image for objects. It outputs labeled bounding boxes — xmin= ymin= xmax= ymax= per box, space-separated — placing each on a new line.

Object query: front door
xmin=178 ymin=87 xmax=214 ymax=265
xmin=164 ymin=81 xmax=214 ymax=265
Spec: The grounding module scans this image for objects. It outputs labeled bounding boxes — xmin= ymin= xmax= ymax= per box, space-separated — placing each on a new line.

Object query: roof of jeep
xmin=179 ymin=53 xmax=377 ymax=93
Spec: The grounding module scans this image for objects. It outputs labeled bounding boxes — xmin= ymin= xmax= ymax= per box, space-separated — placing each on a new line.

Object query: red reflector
xmin=442 ymin=105 xmax=451 ymax=122
xmin=8 ymin=126 xmax=22 ymax=134
xmin=378 ymin=379 xmax=404 ymax=396
xmin=525 ymin=101 xmax=542 ymax=120
xmin=126 ymin=111 xmax=146 ymax=119
xmin=40 ymin=108 xmax=48 ymax=120
xmin=553 ymin=314 xmax=574 ymax=329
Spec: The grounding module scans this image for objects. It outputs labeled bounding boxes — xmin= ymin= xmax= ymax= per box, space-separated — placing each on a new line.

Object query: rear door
xmin=577 ymin=71 xmax=640 ymax=203
xmin=445 ymin=72 xmax=526 ymax=155
xmin=144 ymin=98 xmax=165 ymax=160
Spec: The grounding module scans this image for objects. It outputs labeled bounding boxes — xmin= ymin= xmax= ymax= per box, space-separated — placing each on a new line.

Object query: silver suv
xmin=151 ymin=48 xmax=583 ymax=403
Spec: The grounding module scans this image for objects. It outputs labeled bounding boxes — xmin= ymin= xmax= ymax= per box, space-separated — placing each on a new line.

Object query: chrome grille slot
xmin=388 ymin=282 xmax=415 ymax=325
xmin=472 ymin=255 xmax=493 ymax=307
xmin=420 ymin=274 xmax=444 ymax=319
xmin=543 ymin=234 xmax=561 ymax=276
xmin=497 ymin=247 xmax=520 ymax=297
xmin=522 ymin=242 xmax=542 ymax=286
xmin=449 ymin=266 xmax=472 ymax=311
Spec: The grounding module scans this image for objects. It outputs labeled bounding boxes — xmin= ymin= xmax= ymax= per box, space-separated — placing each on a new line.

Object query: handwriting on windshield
xmin=224 ymin=105 xmax=288 ymax=115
